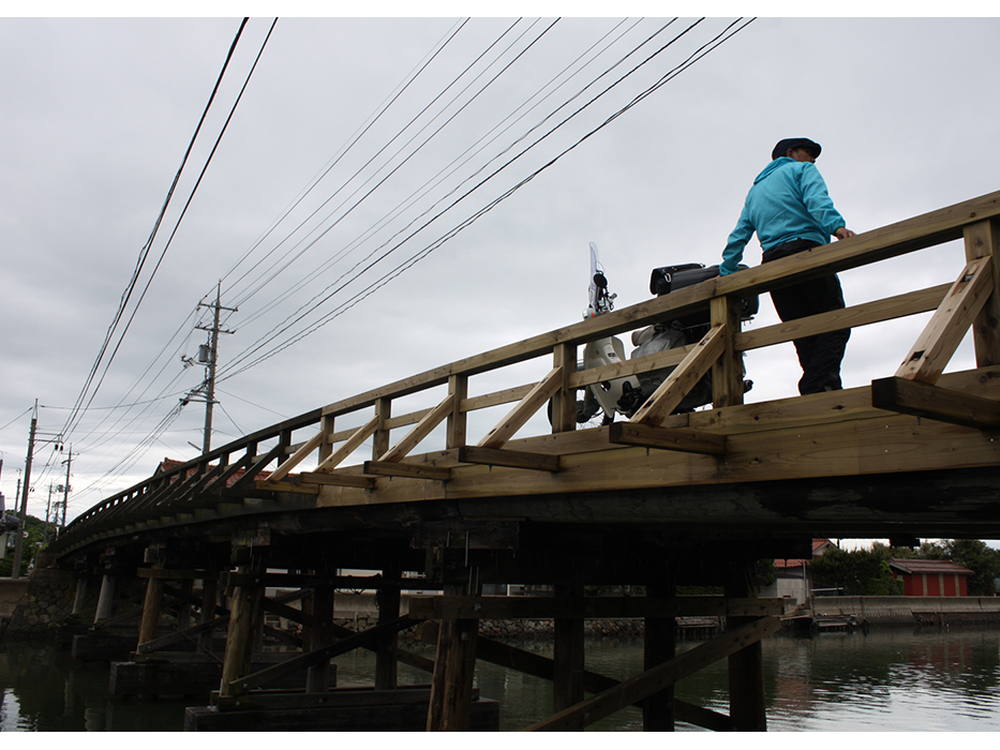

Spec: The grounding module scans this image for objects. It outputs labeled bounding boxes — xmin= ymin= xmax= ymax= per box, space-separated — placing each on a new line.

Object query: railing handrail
xmin=54 ymin=189 xmax=1000 ymax=547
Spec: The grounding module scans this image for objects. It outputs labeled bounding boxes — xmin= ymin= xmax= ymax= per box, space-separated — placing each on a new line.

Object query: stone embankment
xmin=811 ymin=595 xmax=1000 ymax=625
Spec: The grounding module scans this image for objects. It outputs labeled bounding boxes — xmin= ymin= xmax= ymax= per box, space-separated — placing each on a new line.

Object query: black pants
xmin=762 ymin=239 xmax=850 ymax=395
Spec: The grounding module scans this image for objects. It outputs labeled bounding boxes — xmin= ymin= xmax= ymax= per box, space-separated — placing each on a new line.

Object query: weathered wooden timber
xmin=28 ymin=196 xmax=1000 ymax=730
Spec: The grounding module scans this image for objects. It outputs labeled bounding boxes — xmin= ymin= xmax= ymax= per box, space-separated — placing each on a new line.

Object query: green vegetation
xmin=809 ymin=543 xmax=903 ymax=595
xmin=0 ymin=514 xmax=59 ymax=576
xmin=808 ymin=539 xmax=1000 ymax=596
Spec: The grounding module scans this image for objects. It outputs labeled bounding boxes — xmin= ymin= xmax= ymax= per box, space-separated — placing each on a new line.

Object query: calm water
xmin=1 ymin=628 xmax=998 ymax=731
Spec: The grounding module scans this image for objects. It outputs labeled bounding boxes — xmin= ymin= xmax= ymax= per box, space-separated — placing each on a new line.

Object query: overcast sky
xmin=1 ymin=12 xmax=998 ymax=533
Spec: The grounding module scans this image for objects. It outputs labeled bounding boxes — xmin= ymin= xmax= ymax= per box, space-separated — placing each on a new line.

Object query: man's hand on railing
xmin=834 ymin=227 xmax=856 ymax=240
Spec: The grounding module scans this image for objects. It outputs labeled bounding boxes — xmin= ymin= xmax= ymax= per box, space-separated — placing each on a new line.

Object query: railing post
xmin=710 ymin=295 xmax=744 ymax=408
xmin=446 ymin=375 xmax=468 ymax=449
xmin=551 ymin=343 xmax=577 ymax=433
xmin=373 ymin=397 xmax=391 ymax=460
xmin=963 ymin=218 xmax=1000 ymax=366
xmin=318 ymin=413 xmax=336 ymax=463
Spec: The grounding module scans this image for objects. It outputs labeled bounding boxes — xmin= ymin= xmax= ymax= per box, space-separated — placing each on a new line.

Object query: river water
xmin=1 ymin=627 xmax=998 ymax=731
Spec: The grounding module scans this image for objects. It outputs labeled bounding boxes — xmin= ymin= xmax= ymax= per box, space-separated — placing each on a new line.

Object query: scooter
xmin=573 ymin=245 xmax=758 ymax=425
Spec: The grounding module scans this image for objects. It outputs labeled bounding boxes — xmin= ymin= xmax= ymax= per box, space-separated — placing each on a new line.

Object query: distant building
xmin=769 ymin=539 xmax=837 ymax=605
xmin=889 ymin=558 xmax=973 ymax=596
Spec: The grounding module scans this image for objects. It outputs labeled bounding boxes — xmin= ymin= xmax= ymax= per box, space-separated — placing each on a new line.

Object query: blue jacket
xmin=720 ymin=157 xmax=846 ymax=275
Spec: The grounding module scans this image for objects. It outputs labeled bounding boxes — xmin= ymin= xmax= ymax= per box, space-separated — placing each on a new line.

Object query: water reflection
xmin=1 ymin=628 xmax=998 ymax=731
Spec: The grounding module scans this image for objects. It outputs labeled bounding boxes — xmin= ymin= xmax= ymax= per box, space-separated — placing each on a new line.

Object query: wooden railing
xmin=51 ymin=190 xmax=1000 ymax=554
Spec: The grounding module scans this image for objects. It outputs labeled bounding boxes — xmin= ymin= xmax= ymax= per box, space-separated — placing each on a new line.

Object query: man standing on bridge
xmin=719 ymin=137 xmax=857 ymax=395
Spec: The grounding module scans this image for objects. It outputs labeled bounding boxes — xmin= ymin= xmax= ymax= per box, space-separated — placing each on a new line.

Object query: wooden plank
xmin=895 ymin=256 xmax=994 ymax=382
xmin=297 ymin=472 xmax=376 ymax=490
xmin=313 ymin=416 xmax=378 ymax=472
xmin=229 ymin=616 xmax=421 ymax=693
xmin=871 ymin=376 xmax=1000 ymax=429
xmin=477 ymin=366 xmax=566 ymax=449
xmin=461 ymin=383 xmax=535 ymax=413
xmin=711 ymin=296 xmax=744 ymax=409
xmin=550 ymin=343 xmax=577 ymax=434
xmin=372 ymin=397 xmax=391 ymax=460
xmin=715 ymin=190 xmax=1000 ymax=299
xmin=568 ymin=344 xmax=692 ymax=390
xmin=608 ymin=422 xmax=727 ymax=456
xmin=252 ymin=478 xmax=321 ymax=495
xmin=434 ymin=627 xmax=733 ymax=731
xmin=458 ymin=446 xmax=561 ymax=472
xmin=737 ymin=283 xmax=950 ymax=353
xmin=407 ymin=596 xmax=785 ymax=620
xmin=447 ymin=374 xmax=468 ymax=449
xmin=136 ymin=567 xmax=208 ymax=580
xmin=363 ymin=461 xmax=452 ymax=481
xmin=231 ymin=443 xmax=286 ymax=490
xmin=964 ymin=219 xmax=1000 ymax=366
xmin=526 ymin=616 xmax=781 ymax=730
xmin=136 ymin=617 xmax=226 ymax=654
xmin=378 ymin=393 xmax=455 ymax=463
xmin=630 ymin=324 xmax=727 ymax=426
xmin=268 ymin=431 xmax=323 ymax=482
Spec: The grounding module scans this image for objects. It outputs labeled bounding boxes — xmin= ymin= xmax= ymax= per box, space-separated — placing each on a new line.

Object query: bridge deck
xmin=50 ymin=190 xmax=1000 ymax=560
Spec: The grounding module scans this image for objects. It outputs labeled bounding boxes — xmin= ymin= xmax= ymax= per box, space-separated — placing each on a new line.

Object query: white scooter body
xmin=582 ymin=242 xmax=638 ymax=422
xmin=582 ymin=337 xmax=638 ymax=419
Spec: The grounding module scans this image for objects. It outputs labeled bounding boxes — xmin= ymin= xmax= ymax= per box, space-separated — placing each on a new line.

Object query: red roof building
xmin=889 ymin=558 xmax=973 ymax=597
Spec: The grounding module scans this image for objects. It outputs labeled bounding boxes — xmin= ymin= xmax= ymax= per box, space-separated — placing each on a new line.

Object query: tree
xmin=918 ymin=539 xmax=1000 ymax=596
xmin=0 ymin=514 xmax=57 ymax=576
xmin=808 ymin=543 xmax=903 ymax=595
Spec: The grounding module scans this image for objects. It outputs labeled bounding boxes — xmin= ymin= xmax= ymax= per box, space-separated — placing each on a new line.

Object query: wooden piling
xmin=725 ymin=562 xmax=766 ymax=731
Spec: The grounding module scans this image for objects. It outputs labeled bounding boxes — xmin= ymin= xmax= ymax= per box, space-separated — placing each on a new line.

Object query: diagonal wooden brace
xmin=526 ymin=615 xmax=781 ymax=731
xmin=267 ymin=430 xmax=323 ymax=482
xmin=630 ymin=324 xmax=727 ymax=426
xmin=379 ymin=393 xmax=455 ymax=463
xmin=478 ymin=366 xmax=565 ymax=449
xmin=313 ymin=415 xmax=379 ymax=472
xmin=896 ymin=256 xmax=994 ymax=382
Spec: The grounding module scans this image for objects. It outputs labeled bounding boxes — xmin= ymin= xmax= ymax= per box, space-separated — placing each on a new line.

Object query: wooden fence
xmin=52 ymin=190 xmax=1000 ymax=555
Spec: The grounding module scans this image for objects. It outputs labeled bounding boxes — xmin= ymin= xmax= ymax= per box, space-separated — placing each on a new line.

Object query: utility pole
xmin=60 ymin=447 xmax=72 ymax=533
xmin=11 ymin=401 xmax=38 ymax=578
xmin=195 ymin=282 xmax=237 ymax=455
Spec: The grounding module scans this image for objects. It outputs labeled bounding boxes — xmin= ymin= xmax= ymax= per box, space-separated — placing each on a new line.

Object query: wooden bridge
xmin=42 ymin=190 xmax=1000 ymax=731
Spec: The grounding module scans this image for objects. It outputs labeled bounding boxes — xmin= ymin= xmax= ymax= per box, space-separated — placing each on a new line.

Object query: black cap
xmin=771 ymin=138 xmax=822 ymax=160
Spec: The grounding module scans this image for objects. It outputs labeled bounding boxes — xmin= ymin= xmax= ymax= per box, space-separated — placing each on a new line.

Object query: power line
xmin=59 ymin=18 xmax=252 ymax=441
xmin=218 ymin=18 xmax=756 ymax=379
xmin=233 ymin=18 xmax=643 ymax=332
xmin=216 ymin=18 xmax=704 ymax=378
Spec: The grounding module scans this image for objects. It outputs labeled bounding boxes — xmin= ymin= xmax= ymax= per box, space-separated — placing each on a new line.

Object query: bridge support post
xmin=138 ymin=545 xmax=166 ymax=647
xmin=725 ymin=561 xmax=766 ymax=731
xmin=197 ymin=573 xmax=220 ymax=654
xmin=94 ymin=573 xmax=116 ymax=625
xmin=426 ymin=581 xmax=479 ymax=731
xmin=305 ymin=581 xmax=335 ymax=693
xmin=553 ymin=582 xmax=585 ymax=729
xmin=71 ymin=573 xmax=90 ymax=617
xmin=376 ymin=561 xmax=402 ymax=689
xmin=219 ymin=542 xmax=268 ymax=699
xmin=643 ymin=570 xmax=677 ymax=731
